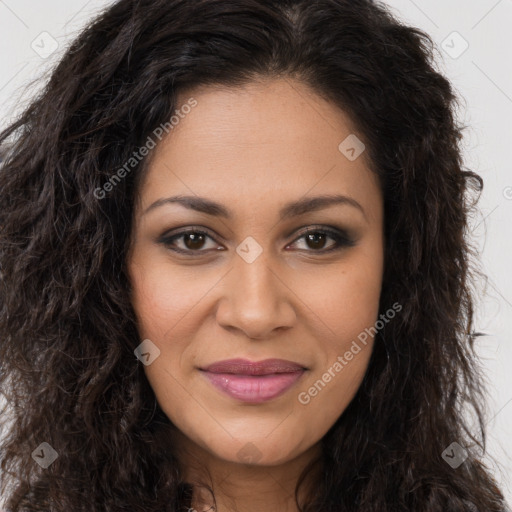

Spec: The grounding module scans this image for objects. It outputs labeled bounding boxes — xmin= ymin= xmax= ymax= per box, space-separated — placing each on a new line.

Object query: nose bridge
xmin=216 ymin=239 xmax=295 ymax=338
xmin=235 ymin=243 xmax=276 ymax=304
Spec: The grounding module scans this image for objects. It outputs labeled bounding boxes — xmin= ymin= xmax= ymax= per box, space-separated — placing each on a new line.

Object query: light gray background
xmin=0 ymin=0 xmax=510 ymax=504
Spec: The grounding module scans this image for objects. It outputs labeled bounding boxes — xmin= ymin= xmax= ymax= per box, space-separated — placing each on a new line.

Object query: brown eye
xmin=159 ymin=226 xmax=355 ymax=256
xmin=304 ymin=232 xmax=329 ymax=250
xmin=288 ymin=227 xmax=356 ymax=253
xmin=182 ymin=232 xmax=207 ymax=250
xmin=159 ymin=229 xmax=222 ymax=254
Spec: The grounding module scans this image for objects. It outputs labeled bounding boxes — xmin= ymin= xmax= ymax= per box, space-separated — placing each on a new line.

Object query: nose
xmin=215 ymin=248 xmax=296 ymax=340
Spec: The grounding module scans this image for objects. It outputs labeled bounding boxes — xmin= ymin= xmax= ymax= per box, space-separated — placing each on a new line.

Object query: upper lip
xmin=201 ymin=358 xmax=306 ymax=375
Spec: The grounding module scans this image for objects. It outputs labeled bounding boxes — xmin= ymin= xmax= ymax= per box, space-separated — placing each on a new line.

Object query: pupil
xmin=185 ymin=233 xmax=205 ymax=250
xmin=307 ymin=233 xmax=325 ymax=249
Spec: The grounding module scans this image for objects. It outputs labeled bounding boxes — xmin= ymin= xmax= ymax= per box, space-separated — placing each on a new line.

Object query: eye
xmin=287 ymin=226 xmax=356 ymax=253
xmin=158 ymin=228 xmax=222 ymax=254
xmin=158 ymin=225 xmax=355 ymax=256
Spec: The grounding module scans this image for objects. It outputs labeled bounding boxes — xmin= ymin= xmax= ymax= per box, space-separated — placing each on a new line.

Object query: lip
xmin=199 ymin=358 xmax=307 ymax=403
xmin=201 ymin=358 xmax=306 ymax=375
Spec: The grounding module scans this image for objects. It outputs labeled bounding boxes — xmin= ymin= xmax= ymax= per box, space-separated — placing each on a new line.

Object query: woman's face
xmin=127 ymin=78 xmax=384 ymax=467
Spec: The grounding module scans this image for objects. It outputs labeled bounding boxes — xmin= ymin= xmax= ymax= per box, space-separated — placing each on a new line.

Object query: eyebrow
xmin=142 ymin=193 xmax=367 ymax=222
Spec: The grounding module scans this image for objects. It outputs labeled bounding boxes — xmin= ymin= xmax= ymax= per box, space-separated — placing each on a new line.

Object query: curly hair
xmin=0 ymin=0 xmax=507 ymax=510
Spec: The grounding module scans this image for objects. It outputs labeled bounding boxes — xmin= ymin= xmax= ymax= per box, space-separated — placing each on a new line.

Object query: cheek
xmin=129 ymin=254 xmax=213 ymax=340
xmin=304 ymin=251 xmax=383 ymax=341
xmin=129 ymin=258 xmax=205 ymax=425
xmin=128 ymin=253 xmax=222 ymax=400
xmin=295 ymin=249 xmax=382 ymax=422
xmin=295 ymin=277 xmax=380 ymax=439
xmin=296 ymin=345 xmax=372 ymax=446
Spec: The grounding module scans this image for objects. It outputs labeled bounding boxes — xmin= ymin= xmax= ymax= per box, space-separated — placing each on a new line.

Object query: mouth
xmin=199 ymin=358 xmax=307 ymax=403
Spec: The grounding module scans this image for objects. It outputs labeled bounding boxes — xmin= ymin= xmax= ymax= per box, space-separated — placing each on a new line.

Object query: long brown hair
xmin=0 ymin=0 xmax=506 ymax=510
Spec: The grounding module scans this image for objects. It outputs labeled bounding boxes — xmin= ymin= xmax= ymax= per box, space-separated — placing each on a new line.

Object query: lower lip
xmin=201 ymin=370 xmax=305 ymax=403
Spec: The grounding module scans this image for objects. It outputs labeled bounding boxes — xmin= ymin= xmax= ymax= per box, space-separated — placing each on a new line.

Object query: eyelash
xmin=158 ymin=225 xmax=356 ymax=256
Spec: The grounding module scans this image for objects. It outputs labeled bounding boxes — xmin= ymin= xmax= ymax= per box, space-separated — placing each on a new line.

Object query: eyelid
xmin=291 ymin=225 xmax=355 ymax=243
xmin=157 ymin=226 xmax=221 ymax=253
xmin=157 ymin=224 xmax=356 ymax=254
xmin=287 ymin=225 xmax=356 ymax=252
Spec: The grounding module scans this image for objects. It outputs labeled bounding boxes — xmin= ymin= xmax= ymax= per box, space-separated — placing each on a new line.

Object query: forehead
xmin=137 ymin=78 xmax=382 ymax=224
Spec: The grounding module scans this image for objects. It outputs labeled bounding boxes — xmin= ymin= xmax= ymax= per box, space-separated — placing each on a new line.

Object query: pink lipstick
xmin=200 ymin=358 xmax=306 ymax=403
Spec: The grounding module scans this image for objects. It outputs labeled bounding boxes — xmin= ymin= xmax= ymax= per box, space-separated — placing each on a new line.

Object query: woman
xmin=0 ymin=0 xmax=507 ymax=510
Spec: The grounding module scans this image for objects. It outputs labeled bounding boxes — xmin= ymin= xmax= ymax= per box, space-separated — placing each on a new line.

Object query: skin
xmin=127 ymin=77 xmax=384 ymax=512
